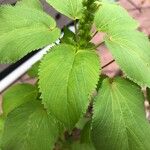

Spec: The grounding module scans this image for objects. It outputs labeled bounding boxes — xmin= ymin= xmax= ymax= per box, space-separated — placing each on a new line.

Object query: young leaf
xmin=2 ymin=84 xmax=38 ymax=117
xmin=0 ymin=4 xmax=60 ymax=63
xmin=94 ymin=2 xmax=138 ymax=32
xmin=61 ymin=27 xmax=76 ymax=45
xmin=28 ymin=62 xmax=40 ymax=78
xmin=2 ymin=100 xmax=59 ymax=150
xmin=46 ymin=0 xmax=82 ymax=19
xmin=80 ymin=121 xmax=95 ymax=150
xmin=92 ymin=77 xmax=150 ymax=150
xmin=105 ymin=30 xmax=150 ymax=87
xmin=96 ymin=75 xmax=107 ymax=92
xmin=75 ymin=117 xmax=89 ymax=130
xmin=39 ymin=44 xmax=100 ymax=129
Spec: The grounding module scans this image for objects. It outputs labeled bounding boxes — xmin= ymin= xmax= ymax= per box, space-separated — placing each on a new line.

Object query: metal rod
xmin=0 ymin=26 xmax=75 ymax=93
xmin=0 ymin=44 xmax=54 ymax=93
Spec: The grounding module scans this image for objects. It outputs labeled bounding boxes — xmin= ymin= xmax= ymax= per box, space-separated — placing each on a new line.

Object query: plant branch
xmin=92 ymin=31 xmax=98 ymax=38
xmin=102 ymin=60 xmax=115 ymax=69
xmin=127 ymin=0 xmax=141 ymax=12
xmin=95 ymin=41 xmax=105 ymax=48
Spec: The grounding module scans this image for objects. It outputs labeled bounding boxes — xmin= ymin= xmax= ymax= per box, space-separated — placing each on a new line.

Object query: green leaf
xmin=80 ymin=121 xmax=92 ymax=144
xmin=0 ymin=4 xmax=60 ymax=63
xmin=80 ymin=121 xmax=95 ymax=150
xmin=39 ymin=44 xmax=100 ymax=129
xmin=70 ymin=142 xmax=95 ymax=150
xmin=92 ymin=77 xmax=150 ymax=150
xmin=2 ymin=84 xmax=38 ymax=117
xmin=28 ymin=62 xmax=40 ymax=78
xmin=105 ymin=30 xmax=150 ymax=87
xmin=94 ymin=2 xmax=138 ymax=32
xmin=17 ymin=0 xmax=43 ymax=10
xmin=75 ymin=117 xmax=89 ymax=130
xmin=94 ymin=2 xmax=150 ymax=87
xmin=61 ymin=27 xmax=76 ymax=45
xmin=96 ymin=75 xmax=107 ymax=92
xmin=2 ymin=100 xmax=59 ymax=150
xmin=46 ymin=0 xmax=83 ymax=19
xmin=0 ymin=118 xmax=4 ymax=148
xmin=147 ymin=88 xmax=150 ymax=103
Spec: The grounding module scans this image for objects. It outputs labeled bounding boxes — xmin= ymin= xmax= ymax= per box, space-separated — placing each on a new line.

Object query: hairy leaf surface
xmin=61 ymin=27 xmax=76 ymax=45
xmin=105 ymin=30 xmax=150 ymax=87
xmin=28 ymin=62 xmax=40 ymax=78
xmin=94 ymin=2 xmax=138 ymax=32
xmin=70 ymin=142 xmax=95 ymax=150
xmin=0 ymin=118 xmax=4 ymax=149
xmin=2 ymin=84 xmax=38 ymax=117
xmin=94 ymin=2 xmax=150 ymax=87
xmin=17 ymin=0 xmax=43 ymax=10
xmin=80 ymin=121 xmax=95 ymax=150
xmin=2 ymin=100 xmax=59 ymax=150
xmin=46 ymin=0 xmax=82 ymax=19
xmin=39 ymin=44 xmax=100 ymax=129
xmin=92 ymin=77 xmax=150 ymax=150
xmin=0 ymin=4 xmax=60 ymax=63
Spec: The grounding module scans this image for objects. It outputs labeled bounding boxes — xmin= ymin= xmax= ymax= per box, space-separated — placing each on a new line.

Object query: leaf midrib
xmin=114 ymin=85 xmax=146 ymax=150
xmin=3 ymin=89 xmax=37 ymax=117
xmin=20 ymin=107 xmax=41 ymax=149
xmin=66 ymin=50 xmax=85 ymax=128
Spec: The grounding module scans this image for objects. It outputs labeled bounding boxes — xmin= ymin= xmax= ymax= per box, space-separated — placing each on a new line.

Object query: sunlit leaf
xmin=94 ymin=2 xmax=138 ymax=32
xmin=0 ymin=3 xmax=60 ymax=63
xmin=46 ymin=0 xmax=83 ymax=19
xmin=17 ymin=0 xmax=43 ymax=10
xmin=92 ymin=77 xmax=150 ymax=150
xmin=2 ymin=84 xmax=38 ymax=117
xmin=61 ymin=27 xmax=76 ymax=45
xmin=2 ymin=100 xmax=59 ymax=150
xmin=39 ymin=44 xmax=100 ymax=129
xmin=0 ymin=118 xmax=4 ymax=149
xmin=80 ymin=121 xmax=95 ymax=150
xmin=105 ymin=30 xmax=150 ymax=87
xmin=28 ymin=62 xmax=40 ymax=78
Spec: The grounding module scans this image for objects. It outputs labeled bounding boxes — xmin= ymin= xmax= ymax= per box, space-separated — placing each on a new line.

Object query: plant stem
xmin=102 ymin=60 xmax=115 ymax=69
xmin=92 ymin=30 xmax=98 ymax=38
xmin=78 ymin=0 xmax=100 ymax=48
xmin=127 ymin=0 xmax=141 ymax=12
xmin=74 ymin=20 xmax=78 ymax=42
xmin=95 ymin=41 xmax=105 ymax=48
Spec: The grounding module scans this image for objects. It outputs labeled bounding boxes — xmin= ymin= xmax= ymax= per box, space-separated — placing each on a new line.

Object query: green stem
xmin=78 ymin=0 xmax=100 ymax=48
